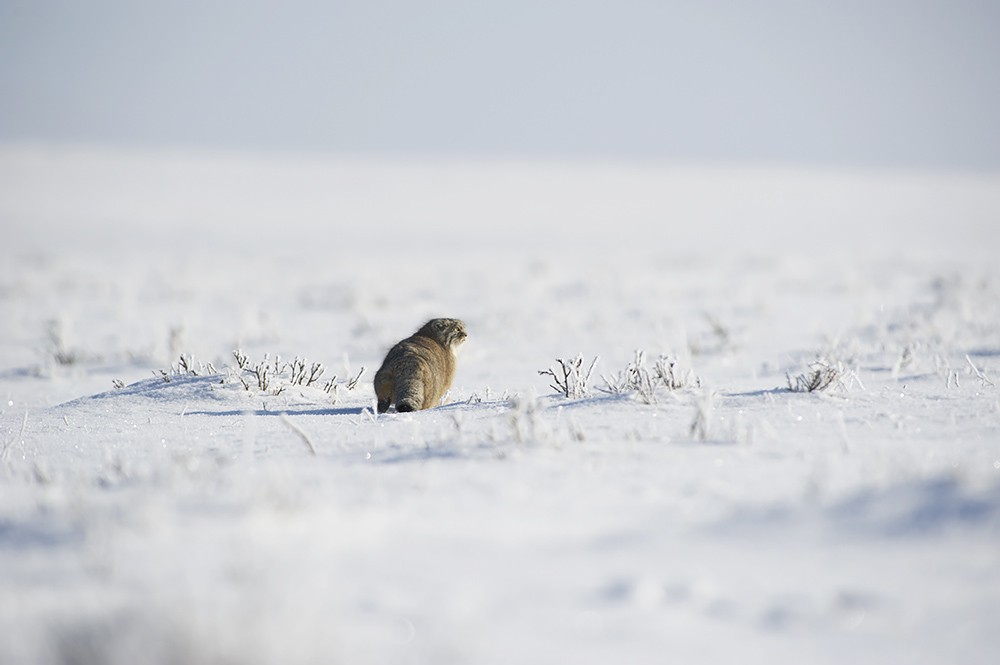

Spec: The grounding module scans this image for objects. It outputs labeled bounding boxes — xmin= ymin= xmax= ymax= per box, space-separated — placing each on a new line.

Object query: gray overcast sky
xmin=2 ymin=0 xmax=998 ymax=167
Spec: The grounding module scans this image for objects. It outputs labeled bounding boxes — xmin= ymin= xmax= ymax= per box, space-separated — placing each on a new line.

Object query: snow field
xmin=1 ymin=146 xmax=999 ymax=664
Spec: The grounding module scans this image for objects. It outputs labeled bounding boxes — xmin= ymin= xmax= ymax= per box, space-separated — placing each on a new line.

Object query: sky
xmin=1 ymin=0 xmax=999 ymax=168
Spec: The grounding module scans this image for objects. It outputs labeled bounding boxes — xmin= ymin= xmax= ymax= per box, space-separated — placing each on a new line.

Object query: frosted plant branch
xmin=965 ymin=355 xmax=995 ymax=388
xmin=345 ymin=367 xmax=367 ymax=390
xmin=289 ymin=357 xmax=326 ymax=386
xmin=233 ymin=349 xmax=250 ymax=370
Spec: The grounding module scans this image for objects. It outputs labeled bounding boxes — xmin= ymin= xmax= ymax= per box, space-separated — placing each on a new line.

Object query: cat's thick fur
xmin=374 ymin=318 xmax=467 ymax=413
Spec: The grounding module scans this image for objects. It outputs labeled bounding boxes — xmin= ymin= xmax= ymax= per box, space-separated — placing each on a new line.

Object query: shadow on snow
xmin=184 ymin=406 xmax=367 ymax=417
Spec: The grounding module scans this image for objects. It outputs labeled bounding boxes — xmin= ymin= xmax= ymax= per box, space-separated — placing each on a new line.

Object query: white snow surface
xmin=2 ymin=145 xmax=1000 ymax=664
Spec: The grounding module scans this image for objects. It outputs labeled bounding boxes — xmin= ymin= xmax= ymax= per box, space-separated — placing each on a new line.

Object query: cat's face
xmin=421 ymin=318 xmax=467 ymax=351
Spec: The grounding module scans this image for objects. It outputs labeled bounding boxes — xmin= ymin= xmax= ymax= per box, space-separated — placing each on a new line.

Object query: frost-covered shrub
xmin=601 ymin=350 xmax=699 ymax=404
xmin=150 ymin=350 xmax=366 ymax=400
xmin=289 ymin=356 xmax=326 ymax=386
xmin=233 ymin=351 xmax=366 ymax=398
xmin=172 ymin=353 xmax=216 ymax=377
xmin=322 ymin=367 xmax=367 ymax=403
xmin=539 ymin=354 xmax=599 ymax=399
xmin=786 ymin=358 xmax=862 ymax=393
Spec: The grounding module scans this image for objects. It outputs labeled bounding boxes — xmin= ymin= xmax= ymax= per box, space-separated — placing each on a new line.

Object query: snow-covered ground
xmin=2 ymin=144 xmax=999 ymax=664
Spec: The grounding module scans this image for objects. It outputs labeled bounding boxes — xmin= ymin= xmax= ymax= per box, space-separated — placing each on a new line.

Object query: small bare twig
xmin=689 ymin=390 xmax=715 ymax=441
xmin=346 ymin=366 xmax=366 ymax=390
xmin=280 ymin=413 xmax=317 ymax=456
xmin=1 ymin=411 xmax=28 ymax=463
xmin=966 ymin=355 xmax=995 ymax=388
